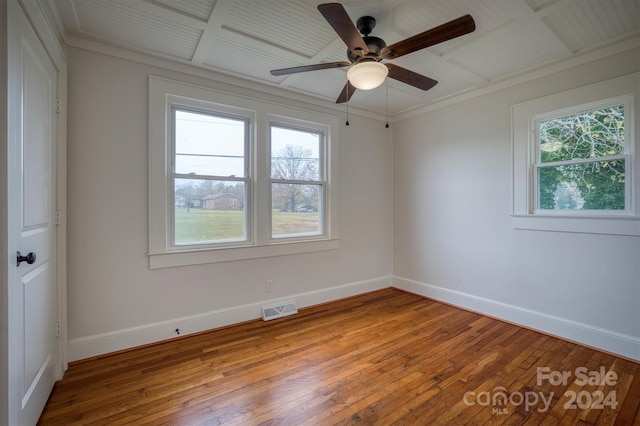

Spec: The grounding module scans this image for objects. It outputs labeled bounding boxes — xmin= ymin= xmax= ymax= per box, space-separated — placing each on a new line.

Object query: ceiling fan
xmin=270 ymin=3 xmax=476 ymax=104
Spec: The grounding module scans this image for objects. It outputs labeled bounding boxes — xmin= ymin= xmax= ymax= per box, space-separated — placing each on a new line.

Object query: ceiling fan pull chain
xmin=346 ymin=82 xmax=350 ymax=126
xmin=385 ymin=79 xmax=390 ymax=128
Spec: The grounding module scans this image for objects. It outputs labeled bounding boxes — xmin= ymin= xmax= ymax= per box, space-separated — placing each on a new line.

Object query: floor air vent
xmin=262 ymin=301 xmax=298 ymax=321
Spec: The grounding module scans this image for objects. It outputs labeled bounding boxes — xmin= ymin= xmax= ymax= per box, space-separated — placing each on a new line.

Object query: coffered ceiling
xmin=50 ymin=0 xmax=640 ymax=117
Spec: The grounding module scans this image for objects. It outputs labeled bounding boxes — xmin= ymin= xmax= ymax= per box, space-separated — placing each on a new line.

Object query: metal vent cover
xmin=262 ymin=301 xmax=298 ymax=321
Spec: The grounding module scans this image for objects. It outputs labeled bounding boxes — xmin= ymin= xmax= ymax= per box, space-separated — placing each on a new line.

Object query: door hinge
xmin=56 ymin=98 xmax=61 ymax=113
xmin=55 ymin=210 xmax=61 ymax=225
xmin=56 ymin=321 xmax=61 ymax=337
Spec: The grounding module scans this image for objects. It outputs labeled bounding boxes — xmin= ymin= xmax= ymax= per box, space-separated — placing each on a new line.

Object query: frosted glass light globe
xmin=347 ymin=61 xmax=388 ymax=90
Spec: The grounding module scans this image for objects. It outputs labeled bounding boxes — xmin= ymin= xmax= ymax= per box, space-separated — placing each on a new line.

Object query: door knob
xmin=16 ymin=251 xmax=36 ymax=267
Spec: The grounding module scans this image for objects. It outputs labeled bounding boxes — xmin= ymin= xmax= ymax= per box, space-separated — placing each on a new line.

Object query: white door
xmin=7 ymin=1 xmax=58 ymax=424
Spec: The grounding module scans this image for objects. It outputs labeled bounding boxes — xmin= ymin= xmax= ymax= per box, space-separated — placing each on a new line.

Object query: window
xmin=535 ymin=102 xmax=627 ymax=212
xmin=149 ymin=77 xmax=339 ymax=268
xmin=173 ymin=108 xmax=249 ymax=246
xmin=270 ymin=124 xmax=324 ymax=239
xmin=512 ymin=73 xmax=639 ymax=236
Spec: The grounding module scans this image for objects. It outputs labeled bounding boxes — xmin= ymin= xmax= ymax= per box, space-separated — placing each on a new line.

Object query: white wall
xmin=66 ymin=46 xmax=393 ymax=360
xmin=393 ymin=48 xmax=640 ymax=360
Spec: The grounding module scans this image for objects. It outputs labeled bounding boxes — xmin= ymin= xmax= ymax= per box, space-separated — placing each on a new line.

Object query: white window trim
xmin=532 ymin=96 xmax=632 ymax=215
xmin=511 ymin=73 xmax=640 ymax=236
xmin=149 ymin=76 xmax=339 ymax=268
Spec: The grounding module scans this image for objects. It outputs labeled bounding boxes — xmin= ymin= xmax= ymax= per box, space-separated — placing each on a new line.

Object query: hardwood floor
xmin=38 ymin=288 xmax=639 ymax=425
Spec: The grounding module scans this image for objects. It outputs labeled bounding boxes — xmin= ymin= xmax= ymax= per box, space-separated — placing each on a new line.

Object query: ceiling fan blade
xmin=271 ymin=61 xmax=351 ymax=76
xmin=336 ymin=81 xmax=356 ymax=103
xmin=318 ymin=3 xmax=369 ymax=55
xmin=386 ymin=64 xmax=437 ymax=90
xmin=381 ymin=14 xmax=475 ymax=59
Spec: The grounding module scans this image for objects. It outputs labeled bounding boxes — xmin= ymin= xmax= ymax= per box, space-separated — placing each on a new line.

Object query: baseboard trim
xmin=392 ymin=276 xmax=640 ymax=362
xmin=69 ymin=275 xmax=639 ymax=362
xmin=68 ymin=276 xmax=391 ymax=361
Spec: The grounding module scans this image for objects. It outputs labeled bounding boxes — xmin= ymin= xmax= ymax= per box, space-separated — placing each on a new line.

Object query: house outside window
xmin=270 ymin=124 xmax=324 ymax=239
xmin=173 ymin=108 xmax=249 ymax=246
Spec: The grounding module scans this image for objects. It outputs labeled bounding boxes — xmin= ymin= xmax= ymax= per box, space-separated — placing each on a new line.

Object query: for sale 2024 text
xmin=537 ymin=366 xmax=618 ymax=410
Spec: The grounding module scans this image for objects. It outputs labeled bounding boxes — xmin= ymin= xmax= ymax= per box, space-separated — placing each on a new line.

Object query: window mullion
xmin=174 ymin=173 xmax=248 ymax=182
xmin=254 ymin=112 xmax=269 ymax=246
xmin=270 ymin=178 xmax=323 ymax=185
xmin=536 ymin=154 xmax=626 ymax=169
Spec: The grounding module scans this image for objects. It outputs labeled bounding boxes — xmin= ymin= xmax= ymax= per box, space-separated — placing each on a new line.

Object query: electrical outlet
xmin=266 ymin=279 xmax=273 ymax=293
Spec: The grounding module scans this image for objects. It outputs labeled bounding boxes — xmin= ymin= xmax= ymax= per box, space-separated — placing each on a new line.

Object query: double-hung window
xmin=149 ymin=76 xmax=339 ymax=268
xmin=511 ymin=73 xmax=639 ymax=236
xmin=173 ymin=108 xmax=250 ymax=246
xmin=534 ymin=101 xmax=628 ymax=213
xmin=270 ymin=123 xmax=324 ymax=239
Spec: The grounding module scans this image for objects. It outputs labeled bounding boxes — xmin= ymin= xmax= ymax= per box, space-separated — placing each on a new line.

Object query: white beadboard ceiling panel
xmin=321 ymin=45 xmax=352 ymax=63
xmin=542 ymin=1 xmax=640 ymax=53
xmin=69 ymin=0 xmax=202 ymax=60
xmin=453 ymin=21 xmax=572 ymax=81
xmin=391 ymin=0 xmax=516 ymax=55
xmin=525 ymin=0 xmax=556 ymax=13
xmin=53 ymin=0 xmax=640 ymax=117
xmin=203 ymin=34 xmax=294 ymax=83
xmin=389 ymin=54 xmax=486 ymax=100
xmin=224 ymin=0 xmax=337 ymax=58
xmin=149 ymin=0 xmax=217 ymax=22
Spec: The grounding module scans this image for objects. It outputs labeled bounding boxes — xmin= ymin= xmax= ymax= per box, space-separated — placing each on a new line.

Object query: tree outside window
xmin=536 ymin=104 xmax=626 ymax=211
xmin=270 ymin=125 xmax=324 ymax=238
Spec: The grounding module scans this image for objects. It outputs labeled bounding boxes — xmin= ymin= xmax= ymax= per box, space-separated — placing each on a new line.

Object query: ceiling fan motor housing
xmin=347 ymin=16 xmax=386 ymax=63
xmin=347 ymin=37 xmax=386 ymax=63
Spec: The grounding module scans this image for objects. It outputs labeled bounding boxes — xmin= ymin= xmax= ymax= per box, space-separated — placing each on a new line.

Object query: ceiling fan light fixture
xmin=347 ymin=61 xmax=388 ymax=90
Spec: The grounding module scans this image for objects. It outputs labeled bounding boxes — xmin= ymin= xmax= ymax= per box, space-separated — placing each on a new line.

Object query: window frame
xmin=511 ymin=73 xmax=640 ymax=236
xmin=532 ymin=97 xmax=631 ymax=215
xmin=171 ymin=106 xmax=252 ymax=248
xmin=149 ymin=76 xmax=339 ymax=269
xmin=268 ymin=120 xmax=327 ymax=241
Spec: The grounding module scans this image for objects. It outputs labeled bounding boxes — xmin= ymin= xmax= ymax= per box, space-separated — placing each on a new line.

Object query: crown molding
xmin=64 ymin=35 xmax=388 ymax=123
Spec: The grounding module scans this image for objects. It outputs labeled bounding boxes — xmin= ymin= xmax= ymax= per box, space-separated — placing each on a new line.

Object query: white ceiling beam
xmin=210 ymin=26 xmax=312 ymax=64
xmin=127 ymin=0 xmax=209 ymax=29
xmin=191 ymin=0 xmax=235 ymax=65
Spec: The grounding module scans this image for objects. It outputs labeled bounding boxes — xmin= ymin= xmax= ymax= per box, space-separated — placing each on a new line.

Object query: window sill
xmin=148 ymin=238 xmax=340 ymax=269
xmin=512 ymin=214 xmax=640 ymax=236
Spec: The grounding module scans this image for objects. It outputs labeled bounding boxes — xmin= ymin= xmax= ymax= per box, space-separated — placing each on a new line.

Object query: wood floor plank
xmin=38 ymin=288 xmax=639 ymax=425
xmin=615 ymin=362 xmax=640 ymax=425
